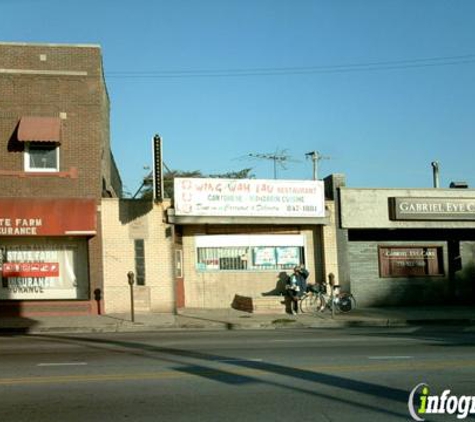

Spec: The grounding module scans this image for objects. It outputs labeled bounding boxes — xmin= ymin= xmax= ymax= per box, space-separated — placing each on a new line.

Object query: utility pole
xmin=305 ymin=151 xmax=330 ymax=180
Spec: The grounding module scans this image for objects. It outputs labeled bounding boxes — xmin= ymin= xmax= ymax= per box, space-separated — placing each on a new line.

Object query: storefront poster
xmin=253 ymin=247 xmax=277 ymax=266
xmin=0 ymin=242 xmax=88 ymax=300
xmin=276 ymin=247 xmax=300 ymax=267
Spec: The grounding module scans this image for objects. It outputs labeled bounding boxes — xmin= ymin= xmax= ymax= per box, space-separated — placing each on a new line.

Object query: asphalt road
xmin=0 ymin=326 xmax=474 ymax=422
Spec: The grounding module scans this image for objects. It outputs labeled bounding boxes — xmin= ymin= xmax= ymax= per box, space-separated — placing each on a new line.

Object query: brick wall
xmin=0 ymin=42 xmax=120 ymax=313
xmin=101 ymin=199 xmax=175 ymax=313
xmin=0 ymin=42 xmax=119 ymax=198
xmin=348 ymin=240 xmax=449 ymax=306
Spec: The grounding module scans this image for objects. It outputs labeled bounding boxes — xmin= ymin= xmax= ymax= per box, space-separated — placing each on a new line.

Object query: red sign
xmin=2 ymin=262 xmax=60 ymax=278
xmin=0 ymin=198 xmax=96 ymax=236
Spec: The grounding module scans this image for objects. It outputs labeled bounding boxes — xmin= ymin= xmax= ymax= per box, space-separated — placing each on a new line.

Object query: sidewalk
xmin=1 ymin=306 xmax=475 ymax=334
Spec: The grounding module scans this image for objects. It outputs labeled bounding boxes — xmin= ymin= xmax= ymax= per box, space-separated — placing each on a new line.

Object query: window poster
xmin=276 ymin=247 xmax=300 ymax=267
xmin=253 ymin=247 xmax=277 ymax=267
xmin=0 ymin=240 xmax=89 ymax=300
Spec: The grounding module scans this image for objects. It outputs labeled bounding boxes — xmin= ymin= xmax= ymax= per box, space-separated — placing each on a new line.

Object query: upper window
xmin=25 ymin=143 xmax=59 ymax=172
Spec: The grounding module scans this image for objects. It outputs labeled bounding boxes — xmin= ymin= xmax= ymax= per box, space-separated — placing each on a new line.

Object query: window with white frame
xmin=195 ymin=234 xmax=305 ymax=272
xmin=25 ymin=143 xmax=59 ymax=172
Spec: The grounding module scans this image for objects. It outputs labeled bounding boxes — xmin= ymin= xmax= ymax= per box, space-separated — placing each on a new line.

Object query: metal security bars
xmin=196 ymin=246 xmax=304 ymax=272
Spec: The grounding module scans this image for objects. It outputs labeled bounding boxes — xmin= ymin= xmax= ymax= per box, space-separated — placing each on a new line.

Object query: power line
xmin=105 ymin=53 xmax=475 ymax=79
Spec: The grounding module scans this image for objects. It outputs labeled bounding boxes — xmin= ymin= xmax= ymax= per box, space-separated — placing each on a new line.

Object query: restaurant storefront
xmin=168 ymin=177 xmax=337 ymax=309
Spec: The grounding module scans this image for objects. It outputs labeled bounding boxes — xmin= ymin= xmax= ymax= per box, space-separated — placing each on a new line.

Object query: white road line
xmin=368 ymin=356 xmax=413 ymax=360
xmin=37 ymin=362 xmax=88 ymax=367
xmin=215 ymin=359 xmax=263 ymax=363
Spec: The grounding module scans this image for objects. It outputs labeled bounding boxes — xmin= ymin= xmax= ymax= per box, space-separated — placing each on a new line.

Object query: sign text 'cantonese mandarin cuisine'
xmin=174 ymin=178 xmax=325 ymax=218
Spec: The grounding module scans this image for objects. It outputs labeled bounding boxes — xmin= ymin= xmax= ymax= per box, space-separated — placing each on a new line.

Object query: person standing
xmin=286 ymin=265 xmax=309 ymax=315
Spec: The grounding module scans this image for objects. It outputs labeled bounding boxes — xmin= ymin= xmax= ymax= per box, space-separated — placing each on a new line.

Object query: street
xmin=0 ymin=326 xmax=474 ymax=421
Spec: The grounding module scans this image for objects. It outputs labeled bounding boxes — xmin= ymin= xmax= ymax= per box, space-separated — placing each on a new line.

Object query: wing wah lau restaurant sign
xmin=0 ymin=198 xmax=96 ymax=236
xmin=390 ymin=197 xmax=475 ymax=221
xmin=174 ymin=178 xmax=325 ymax=218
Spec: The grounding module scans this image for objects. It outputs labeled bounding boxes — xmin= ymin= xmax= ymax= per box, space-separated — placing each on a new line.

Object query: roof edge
xmin=0 ymin=41 xmax=101 ymax=49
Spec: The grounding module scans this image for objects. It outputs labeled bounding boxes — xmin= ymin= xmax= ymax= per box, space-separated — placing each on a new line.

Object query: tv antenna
xmin=305 ymin=151 xmax=330 ymax=180
xmin=247 ymin=149 xmax=299 ymax=179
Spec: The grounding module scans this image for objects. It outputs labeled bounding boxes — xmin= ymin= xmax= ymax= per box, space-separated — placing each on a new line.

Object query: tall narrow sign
xmin=152 ymin=134 xmax=164 ymax=202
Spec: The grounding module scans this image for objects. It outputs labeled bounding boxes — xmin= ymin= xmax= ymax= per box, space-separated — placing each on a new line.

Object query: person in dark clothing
xmin=286 ymin=265 xmax=309 ymax=315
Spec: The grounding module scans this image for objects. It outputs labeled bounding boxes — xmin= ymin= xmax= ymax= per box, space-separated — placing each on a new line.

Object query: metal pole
xmin=329 ymin=273 xmax=335 ymax=319
xmin=313 ymin=153 xmax=318 ymax=181
xmin=127 ymin=271 xmax=135 ymax=323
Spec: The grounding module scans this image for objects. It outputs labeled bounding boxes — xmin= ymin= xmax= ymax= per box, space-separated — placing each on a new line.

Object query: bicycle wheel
xmin=336 ymin=293 xmax=356 ymax=313
xmin=300 ymin=293 xmax=325 ymax=314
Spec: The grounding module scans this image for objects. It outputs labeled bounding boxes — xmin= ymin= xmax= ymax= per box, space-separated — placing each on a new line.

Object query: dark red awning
xmin=17 ymin=116 xmax=61 ymax=143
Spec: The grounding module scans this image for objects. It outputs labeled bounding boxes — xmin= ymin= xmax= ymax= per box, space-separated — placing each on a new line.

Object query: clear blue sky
xmin=3 ymin=0 xmax=475 ymax=195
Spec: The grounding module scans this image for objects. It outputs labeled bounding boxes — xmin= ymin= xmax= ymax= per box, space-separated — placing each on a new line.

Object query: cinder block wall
xmin=101 ymin=199 xmax=175 ymax=313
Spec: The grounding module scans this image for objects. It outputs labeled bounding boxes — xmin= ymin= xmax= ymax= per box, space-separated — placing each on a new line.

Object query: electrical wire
xmin=105 ymin=53 xmax=475 ymax=79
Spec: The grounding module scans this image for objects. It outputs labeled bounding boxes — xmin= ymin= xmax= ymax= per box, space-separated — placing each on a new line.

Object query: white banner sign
xmin=174 ymin=178 xmax=325 ymax=217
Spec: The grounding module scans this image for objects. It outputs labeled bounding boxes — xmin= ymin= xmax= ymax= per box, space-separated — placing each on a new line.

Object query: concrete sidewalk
xmin=1 ymin=306 xmax=475 ymax=334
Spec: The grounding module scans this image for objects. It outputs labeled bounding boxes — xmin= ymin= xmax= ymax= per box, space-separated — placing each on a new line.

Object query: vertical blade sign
xmin=153 ymin=134 xmax=164 ymax=202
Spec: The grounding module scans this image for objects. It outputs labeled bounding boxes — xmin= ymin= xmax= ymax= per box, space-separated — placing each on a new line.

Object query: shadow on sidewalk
xmin=0 ymin=301 xmax=37 ymax=335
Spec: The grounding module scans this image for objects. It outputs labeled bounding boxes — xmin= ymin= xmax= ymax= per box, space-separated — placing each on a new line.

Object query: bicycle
xmin=300 ymin=284 xmax=356 ymax=314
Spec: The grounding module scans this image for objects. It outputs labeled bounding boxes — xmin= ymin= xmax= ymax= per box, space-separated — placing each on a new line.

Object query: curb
xmin=1 ymin=317 xmax=474 ymax=335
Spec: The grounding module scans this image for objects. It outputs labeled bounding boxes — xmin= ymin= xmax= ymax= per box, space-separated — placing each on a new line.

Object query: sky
xmin=2 ymin=0 xmax=475 ymax=195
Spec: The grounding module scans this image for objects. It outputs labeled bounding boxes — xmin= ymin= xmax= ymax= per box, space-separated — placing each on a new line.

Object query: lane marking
xmin=37 ymin=362 xmax=88 ymax=367
xmin=2 ymin=359 xmax=474 ymax=386
xmin=368 ymin=356 xmax=413 ymax=360
xmin=215 ymin=359 xmax=263 ymax=363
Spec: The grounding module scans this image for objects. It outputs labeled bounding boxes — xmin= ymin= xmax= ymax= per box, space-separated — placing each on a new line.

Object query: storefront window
xmin=196 ymin=235 xmax=305 ymax=272
xmin=0 ymin=239 xmax=89 ymax=300
xmin=378 ymin=246 xmax=444 ymax=278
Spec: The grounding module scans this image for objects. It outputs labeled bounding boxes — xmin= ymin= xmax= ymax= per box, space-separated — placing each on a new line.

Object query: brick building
xmin=0 ymin=42 xmax=121 ymax=316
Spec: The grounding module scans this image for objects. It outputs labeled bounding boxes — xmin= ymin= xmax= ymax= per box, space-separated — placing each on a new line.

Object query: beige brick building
xmin=101 ymin=199 xmax=175 ymax=313
xmin=100 ymin=179 xmax=339 ymax=313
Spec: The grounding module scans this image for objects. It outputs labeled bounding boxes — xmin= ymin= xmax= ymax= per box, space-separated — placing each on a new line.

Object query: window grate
xmin=196 ymin=246 xmax=303 ymax=272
